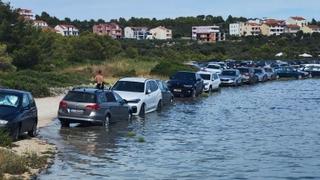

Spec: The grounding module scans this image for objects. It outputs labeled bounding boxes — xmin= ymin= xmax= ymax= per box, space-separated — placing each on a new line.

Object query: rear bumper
xmin=58 ymin=115 xmax=101 ymax=123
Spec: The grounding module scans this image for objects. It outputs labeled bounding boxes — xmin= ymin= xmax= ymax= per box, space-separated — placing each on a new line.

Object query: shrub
xmin=150 ymin=61 xmax=196 ymax=77
xmin=0 ymin=129 xmax=12 ymax=147
xmin=0 ymin=149 xmax=29 ymax=176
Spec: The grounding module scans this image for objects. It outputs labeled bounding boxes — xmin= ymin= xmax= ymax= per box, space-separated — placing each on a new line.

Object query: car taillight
xmin=86 ymin=104 xmax=100 ymax=111
xmin=59 ymin=101 xmax=68 ymax=109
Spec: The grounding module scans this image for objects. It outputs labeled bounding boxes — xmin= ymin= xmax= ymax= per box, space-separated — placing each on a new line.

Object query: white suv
xmin=112 ymin=77 xmax=162 ymax=116
xmin=202 ymin=63 xmax=223 ymax=74
xmin=198 ymin=71 xmax=221 ymax=92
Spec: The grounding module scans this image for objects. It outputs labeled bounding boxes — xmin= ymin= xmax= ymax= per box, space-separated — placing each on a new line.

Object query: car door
xmin=161 ymin=81 xmax=172 ymax=104
xmin=105 ymin=92 xmax=121 ymax=122
xmin=145 ymin=81 xmax=153 ymax=112
xmin=149 ymin=80 xmax=160 ymax=110
xmin=113 ymin=92 xmax=129 ymax=120
xmin=195 ymin=73 xmax=203 ymax=93
xmin=21 ymin=94 xmax=33 ymax=132
xmin=212 ymin=73 xmax=219 ymax=89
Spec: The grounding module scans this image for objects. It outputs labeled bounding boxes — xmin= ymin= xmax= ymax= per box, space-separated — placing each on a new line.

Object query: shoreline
xmin=1 ymin=95 xmax=64 ymax=179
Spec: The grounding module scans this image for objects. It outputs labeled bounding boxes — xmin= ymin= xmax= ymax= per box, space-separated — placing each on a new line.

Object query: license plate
xmin=69 ymin=109 xmax=84 ymax=114
xmin=174 ymin=89 xmax=182 ymax=92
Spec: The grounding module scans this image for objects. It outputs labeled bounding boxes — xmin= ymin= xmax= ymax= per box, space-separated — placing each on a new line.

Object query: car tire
xmin=28 ymin=120 xmax=38 ymax=137
xmin=156 ymin=100 xmax=162 ymax=112
xmin=139 ymin=104 xmax=146 ymax=117
xmin=209 ymin=86 xmax=213 ymax=92
xmin=102 ymin=115 xmax=110 ymax=126
xmin=297 ymin=75 xmax=302 ymax=79
xmin=191 ymin=89 xmax=196 ymax=98
xmin=12 ymin=123 xmax=21 ymax=141
xmin=60 ymin=119 xmax=70 ymax=128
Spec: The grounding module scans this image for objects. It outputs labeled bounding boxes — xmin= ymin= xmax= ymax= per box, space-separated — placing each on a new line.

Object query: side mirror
xmin=120 ymin=99 xmax=127 ymax=105
xmin=146 ymin=89 xmax=152 ymax=94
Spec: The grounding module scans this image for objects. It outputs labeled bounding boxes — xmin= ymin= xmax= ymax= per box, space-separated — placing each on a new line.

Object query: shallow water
xmin=39 ymin=79 xmax=320 ymax=180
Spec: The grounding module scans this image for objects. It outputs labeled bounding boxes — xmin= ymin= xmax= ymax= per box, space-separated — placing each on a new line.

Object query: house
xmin=17 ymin=8 xmax=34 ymax=20
xmin=124 ymin=27 xmax=151 ymax=40
xmin=229 ymin=23 xmax=244 ymax=36
xmin=286 ymin=16 xmax=307 ymax=27
xmin=243 ymin=23 xmax=261 ymax=36
xmin=92 ymin=23 xmax=122 ymax=39
xmin=33 ymin=20 xmax=48 ymax=29
xmin=192 ymin=26 xmax=225 ymax=42
xmin=54 ymin=25 xmax=79 ymax=36
xmin=302 ymin=25 xmax=320 ymax=34
xmin=285 ymin=24 xmax=301 ymax=34
xmin=261 ymin=19 xmax=285 ymax=36
xmin=149 ymin=26 xmax=172 ymax=40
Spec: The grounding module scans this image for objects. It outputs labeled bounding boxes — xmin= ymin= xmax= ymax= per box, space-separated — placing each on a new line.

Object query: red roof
xmin=286 ymin=24 xmax=300 ymax=29
xmin=291 ymin=16 xmax=306 ymax=21
xmin=307 ymin=25 xmax=320 ymax=29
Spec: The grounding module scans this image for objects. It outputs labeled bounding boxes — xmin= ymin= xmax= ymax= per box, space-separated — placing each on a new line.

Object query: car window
xmin=98 ymin=93 xmax=107 ymax=103
xmin=106 ymin=92 xmax=117 ymax=102
xmin=146 ymin=81 xmax=152 ymax=93
xmin=64 ymin=91 xmax=96 ymax=103
xmin=213 ymin=74 xmax=219 ymax=80
xmin=150 ymin=81 xmax=158 ymax=92
xmin=156 ymin=81 xmax=165 ymax=91
xmin=22 ymin=94 xmax=30 ymax=108
xmin=0 ymin=93 xmax=20 ymax=108
xmin=113 ymin=92 xmax=123 ymax=102
xmin=162 ymin=82 xmax=170 ymax=91
xmin=112 ymin=81 xmax=145 ymax=93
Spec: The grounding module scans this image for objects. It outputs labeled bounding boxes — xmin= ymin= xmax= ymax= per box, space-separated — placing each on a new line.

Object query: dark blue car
xmin=276 ymin=67 xmax=307 ymax=79
xmin=167 ymin=71 xmax=204 ymax=98
xmin=0 ymin=88 xmax=38 ymax=140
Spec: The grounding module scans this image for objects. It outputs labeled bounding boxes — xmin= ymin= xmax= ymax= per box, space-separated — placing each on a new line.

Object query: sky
xmin=4 ymin=0 xmax=320 ymax=21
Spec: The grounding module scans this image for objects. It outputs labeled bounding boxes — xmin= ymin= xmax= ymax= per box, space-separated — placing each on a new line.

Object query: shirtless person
xmin=95 ymin=70 xmax=104 ymax=89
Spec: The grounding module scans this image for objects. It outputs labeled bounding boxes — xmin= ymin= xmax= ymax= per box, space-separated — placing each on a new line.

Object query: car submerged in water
xmin=276 ymin=67 xmax=309 ymax=79
xmin=220 ymin=69 xmax=242 ymax=86
xmin=197 ymin=71 xmax=221 ymax=92
xmin=237 ymin=67 xmax=257 ymax=84
xmin=254 ymin=68 xmax=268 ymax=82
xmin=0 ymin=88 xmax=38 ymax=140
xmin=58 ymin=88 xmax=132 ymax=127
xmin=167 ymin=71 xmax=204 ymax=97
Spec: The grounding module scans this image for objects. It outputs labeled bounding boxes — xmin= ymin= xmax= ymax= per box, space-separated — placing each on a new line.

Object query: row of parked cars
xmin=1 ymin=61 xmax=319 ymax=139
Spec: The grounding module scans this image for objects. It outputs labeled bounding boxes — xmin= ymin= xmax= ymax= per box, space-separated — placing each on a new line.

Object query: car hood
xmin=0 ymin=106 xmax=19 ymax=121
xmin=113 ymin=91 xmax=145 ymax=101
xmin=220 ymin=75 xmax=236 ymax=79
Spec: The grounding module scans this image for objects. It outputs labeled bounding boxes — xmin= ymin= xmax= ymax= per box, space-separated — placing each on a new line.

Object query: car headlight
xmin=0 ymin=120 xmax=8 ymax=125
xmin=183 ymin=85 xmax=193 ymax=88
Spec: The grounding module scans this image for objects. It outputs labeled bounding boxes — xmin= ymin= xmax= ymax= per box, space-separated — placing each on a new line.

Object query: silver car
xmin=58 ymin=88 xmax=131 ymax=127
xmin=254 ymin=68 xmax=268 ymax=82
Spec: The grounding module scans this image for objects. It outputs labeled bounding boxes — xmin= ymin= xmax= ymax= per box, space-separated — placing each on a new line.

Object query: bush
xmin=150 ymin=61 xmax=196 ymax=77
xmin=0 ymin=149 xmax=29 ymax=176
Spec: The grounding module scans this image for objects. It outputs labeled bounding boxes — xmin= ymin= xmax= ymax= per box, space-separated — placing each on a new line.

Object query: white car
xmin=112 ymin=77 xmax=162 ymax=117
xmin=202 ymin=63 xmax=223 ymax=74
xmin=197 ymin=71 xmax=221 ymax=92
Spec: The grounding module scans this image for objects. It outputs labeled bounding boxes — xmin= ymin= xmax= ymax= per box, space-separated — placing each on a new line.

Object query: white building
xmin=192 ymin=26 xmax=225 ymax=42
xmin=54 ymin=25 xmax=79 ymax=36
xmin=286 ymin=16 xmax=307 ymax=27
xmin=18 ymin=8 xmax=34 ymax=20
xmin=261 ymin=20 xmax=285 ymax=36
xmin=229 ymin=23 xmax=243 ymax=36
xmin=124 ymin=27 xmax=151 ymax=40
xmin=33 ymin=20 xmax=48 ymax=29
xmin=149 ymin=26 xmax=172 ymax=40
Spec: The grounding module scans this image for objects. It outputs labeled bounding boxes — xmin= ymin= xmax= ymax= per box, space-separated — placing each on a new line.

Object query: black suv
xmin=237 ymin=67 xmax=258 ymax=84
xmin=167 ymin=71 xmax=204 ymax=97
xmin=0 ymin=88 xmax=38 ymax=140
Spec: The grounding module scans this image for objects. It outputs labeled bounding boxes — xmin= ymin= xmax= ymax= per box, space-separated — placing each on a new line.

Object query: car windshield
xmin=254 ymin=69 xmax=263 ymax=73
xmin=64 ymin=91 xmax=96 ymax=103
xmin=207 ymin=65 xmax=220 ymax=69
xmin=238 ymin=68 xmax=249 ymax=73
xmin=0 ymin=93 xmax=20 ymax=108
xmin=199 ymin=74 xmax=211 ymax=80
xmin=113 ymin=81 xmax=145 ymax=93
xmin=171 ymin=72 xmax=196 ymax=81
xmin=222 ymin=71 xmax=236 ymax=76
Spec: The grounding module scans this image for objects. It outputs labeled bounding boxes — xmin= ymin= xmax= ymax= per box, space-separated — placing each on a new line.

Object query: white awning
xmin=275 ymin=52 xmax=283 ymax=57
xmin=299 ymin=53 xmax=312 ymax=58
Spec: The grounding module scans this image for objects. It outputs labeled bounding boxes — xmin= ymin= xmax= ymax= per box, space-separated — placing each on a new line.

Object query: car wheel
xmin=60 ymin=119 xmax=70 ymax=128
xmin=191 ymin=89 xmax=196 ymax=98
xmin=139 ymin=104 xmax=146 ymax=117
xmin=12 ymin=123 xmax=21 ymax=141
xmin=28 ymin=120 xmax=38 ymax=137
xmin=276 ymin=75 xmax=280 ymax=79
xmin=102 ymin=115 xmax=110 ymax=126
xmin=297 ymin=75 xmax=302 ymax=79
xmin=309 ymin=74 xmax=312 ymax=78
xmin=156 ymin=100 xmax=162 ymax=112
xmin=209 ymin=86 xmax=213 ymax=92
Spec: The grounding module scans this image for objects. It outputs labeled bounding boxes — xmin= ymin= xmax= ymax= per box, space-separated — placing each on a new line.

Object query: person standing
xmin=95 ymin=70 xmax=104 ymax=89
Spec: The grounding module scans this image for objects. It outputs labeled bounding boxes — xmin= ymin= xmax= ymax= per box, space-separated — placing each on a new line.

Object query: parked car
xmin=264 ymin=67 xmax=278 ymax=80
xmin=237 ymin=67 xmax=258 ymax=84
xmin=197 ymin=71 xmax=221 ymax=92
xmin=302 ymin=64 xmax=320 ymax=77
xmin=202 ymin=63 xmax=223 ymax=74
xmin=58 ymin=88 xmax=132 ymax=127
xmin=112 ymin=77 xmax=162 ymax=117
xmin=167 ymin=71 xmax=204 ymax=97
xmin=220 ymin=69 xmax=242 ymax=86
xmin=254 ymin=68 xmax=268 ymax=82
xmin=155 ymin=80 xmax=174 ymax=105
xmin=276 ymin=67 xmax=308 ymax=79
xmin=0 ymin=88 xmax=37 ymax=140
